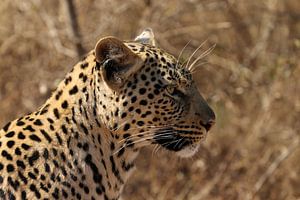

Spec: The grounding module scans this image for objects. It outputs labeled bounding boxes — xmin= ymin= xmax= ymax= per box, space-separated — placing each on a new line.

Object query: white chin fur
xmin=176 ymin=144 xmax=200 ymax=158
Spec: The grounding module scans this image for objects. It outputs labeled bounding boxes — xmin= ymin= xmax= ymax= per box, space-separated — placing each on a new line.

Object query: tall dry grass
xmin=0 ymin=0 xmax=299 ymax=199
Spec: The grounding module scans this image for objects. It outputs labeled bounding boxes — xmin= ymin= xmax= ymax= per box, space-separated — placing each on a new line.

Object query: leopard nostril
xmin=200 ymin=119 xmax=215 ymax=132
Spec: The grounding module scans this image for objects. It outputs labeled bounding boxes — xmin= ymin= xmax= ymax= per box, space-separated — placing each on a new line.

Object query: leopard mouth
xmin=153 ymin=128 xmax=206 ymax=152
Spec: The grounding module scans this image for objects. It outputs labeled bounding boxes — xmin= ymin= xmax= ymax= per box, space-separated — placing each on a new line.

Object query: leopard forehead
xmin=124 ymin=42 xmax=192 ymax=87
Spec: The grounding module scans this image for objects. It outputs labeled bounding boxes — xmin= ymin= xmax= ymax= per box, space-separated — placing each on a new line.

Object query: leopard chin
xmin=176 ymin=143 xmax=200 ymax=158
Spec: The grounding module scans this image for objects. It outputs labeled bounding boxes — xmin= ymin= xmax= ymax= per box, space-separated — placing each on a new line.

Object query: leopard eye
xmin=166 ymin=86 xmax=185 ymax=98
xmin=166 ymin=86 xmax=175 ymax=95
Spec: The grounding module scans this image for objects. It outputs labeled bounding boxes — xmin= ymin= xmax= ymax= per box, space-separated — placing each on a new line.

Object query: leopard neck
xmin=37 ymin=52 xmax=139 ymax=199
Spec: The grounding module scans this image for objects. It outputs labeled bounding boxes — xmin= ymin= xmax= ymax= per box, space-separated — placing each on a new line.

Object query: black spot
xmin=154 ymin=89 xmax=160 ymax=95
xmin=2 ymin=121 xmax=11 ymax=131
xmin=77 ymin=142 xmax=82 ymax=149
xmin=122 ymin=101 xmax=128 ymax=107
xmin=61 ymin=101 xmax=68 ymax=109
xmin=21 ymin=143 xmax=31 ymax=150
xmin=44 ymin=163 xmax=50 ymax=173
xmin=29 ymin=134 xmax=42 ymax=142
xmin=148 ymin=93 xmax=154 ymax=99
xmin=127 ymin=81 xmax=132 ymax=87
xmin=55 ymin=90 xmax=63 ymax=100
xmin=123 ymin=124 xmax=130 ymax=131
xmin=18 ymin=132 xmax=26 ymax=139
xmin=16 ymin=121 xmax=25 ymax=126
xmin=52 ymin=148 xmax=58 ymax=156
xmin=5 ymin=131 xmax=15 ymax=138
xmin=80 ymin=123 xmax=89 ymax=135
xmin=131 ymin=96 xmax=137 ymax=103
xmin=40 ymin=106 xmax=49 ymax=115
xmin=82 ymin=74 xmax=88 ymax=82
xmin=70 ymin=174 xmax=77 ymax=181
xmin=23 ymin=125 xmax=35 ymax=132
xmin=15 ymin=147 xmax=22 ymax=155
xmin=149 ymin=57 xmax=154 ymax=63
xmin=7 ymin=164 xmax=15 ymax=172
xmin=62 ymin=189 xmax=68 ymax=198
xmin=84 ymin=154 xmax=103 ymax=184
xmin=121 ymin=113 xmax=127 ymax=118
xmin=47 ymin=118 xmax=54 ymax=124
xmin=6 ymin=141 xmax=15 ymax=148
xmin=109 ymin=156 xmax=124 ymax=184
xmin=122 ymin=161 xmax=134 ymax=171
xmin=96 ymin=187 xmax=102 ymax=194
xmin=53 ymin=108 xmax=60 ymax=119
xmin=40 ymin=130 xmax=52 ymax=143
xmin=117 ymin=148 xmax=125 ymax=157
xmin=7 ymin=178 xmax=19 ymax=192
xmin=33 ymin=168 xmax=39 ymax=174
xmin=81 ymin=62 xmax=89 ymax=69
xmin=8 ymin=192 xmax=16 ymax=200
xmin=154 ymin=84 xmax=162 ymax=89
xmin=61 ymin=125 xmax=68 ymax=134
xmin=137 ymin=121 xmax=145 ymax=126
xmin=16 ymin=160 xmax=26 ymax=169
xmin=33 ymin=119 xmax=43 ymax=126
xmin=110 ymin=142 xmax=115 ymax=151
xmin=84 ymin=186 xmax=89 ymax=194
xmin=21 ymin=191 xmax=26 ymax=199
xmin=64 ymin=76 xmax=72 ymax=85
xmin=139 ymin=100 xmax=148 ymax=105
xmin=0 ymin=189 xmax=4 ymax=198
xmin=139 ymin=88 xmax=146 ymax=95
xmin=43 ymin=149 xmax=49 ymax=160
xmin=2 ymin=150 xmax=13 ymax=160
xmin=82 ymin=143 xmax=89 ymax=151
xmin=30 ymin=184 xmax=41 ymax=199
xmin=28 ymin=172 xmax=37 ymax=179
xmin=28 ymin=151 xmax=40 ymax=166
xmin=55 ymin=133 xmax=63 ymax=145
xmin=141 ymin=74 xmax=147 ymax=80
xmin=151 ymin=77 xmax=156 ymax=82
xmin=76 ymin=193 xmax=81 ymax=200
xmin=69 ymin=86 xmax=78 ymax=95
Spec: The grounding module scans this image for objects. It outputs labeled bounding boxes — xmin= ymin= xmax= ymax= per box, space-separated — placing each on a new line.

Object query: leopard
xmin=0 ymin=28 xmax=215 ymax=200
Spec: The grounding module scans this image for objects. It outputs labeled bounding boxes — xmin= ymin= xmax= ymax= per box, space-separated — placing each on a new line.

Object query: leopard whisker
xmin=117 ymin=127 xmax=173 ymax=144
xmin=158 ymin=138 xmax=182 ymax=149
xmin=152 ymin=144 xmax=162 ymax=156
xmin=189 ymin=44 xmax=216 ymax=71
xmin=176 ymin=40 xmax=191 ymax=69
xmin=190 ymin=62 xmax=209 ymax=74
xmin=185 ymin=39 xmax=207 ymax=69
xmin=113 ymin=120 xmax=131 ymax=131
xmin=174 ymin=138 xmax=184 ymax=149
xmin=116 ymin=124 xmax=174 ymax=133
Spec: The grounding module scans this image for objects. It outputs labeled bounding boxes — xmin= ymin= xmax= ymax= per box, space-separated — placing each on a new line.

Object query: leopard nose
xmin=200 ymin=119 xmax=215 ymax=132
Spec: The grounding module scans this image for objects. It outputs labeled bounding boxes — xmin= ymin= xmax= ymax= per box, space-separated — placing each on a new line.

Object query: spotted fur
xmin=0 ymin=29 xmax=215 ymax=200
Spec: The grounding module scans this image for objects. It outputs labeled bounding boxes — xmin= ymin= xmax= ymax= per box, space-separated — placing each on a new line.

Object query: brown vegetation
xmin=0 ymin=0 xmax=299 ymax=199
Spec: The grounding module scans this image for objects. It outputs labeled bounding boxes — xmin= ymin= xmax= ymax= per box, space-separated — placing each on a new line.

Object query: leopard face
xmin=95 ymin=29 xmax=215 ymax=158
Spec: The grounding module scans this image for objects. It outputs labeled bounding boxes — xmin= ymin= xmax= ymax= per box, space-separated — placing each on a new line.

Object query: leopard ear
xmin=95 ymin=37 xmax=143 ymax=91
xmin=134 ymin=28 xmax=156 ymax=46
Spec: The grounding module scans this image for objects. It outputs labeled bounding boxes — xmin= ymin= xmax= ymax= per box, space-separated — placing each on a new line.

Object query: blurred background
xmin=0 ymin=0 xmax=299 ymax=199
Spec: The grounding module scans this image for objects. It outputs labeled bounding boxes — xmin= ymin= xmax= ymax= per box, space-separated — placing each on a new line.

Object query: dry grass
xmin=0 ymin=0 xmax=299 ymax=199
